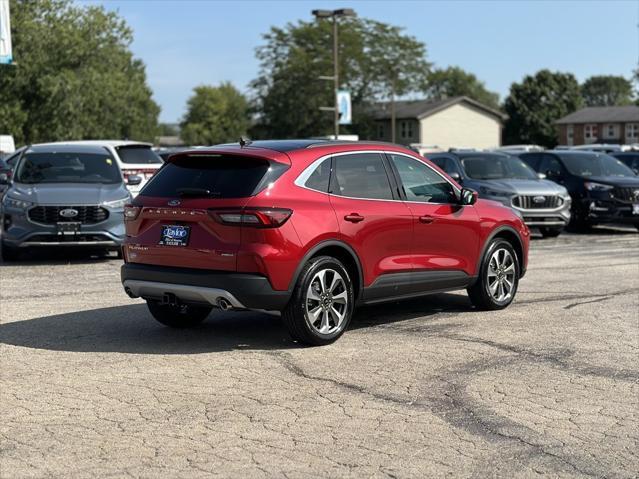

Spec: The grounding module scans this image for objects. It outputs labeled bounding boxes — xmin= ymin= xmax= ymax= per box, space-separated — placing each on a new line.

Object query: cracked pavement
xmin=1 ymin=228 xmax=638 ymax=478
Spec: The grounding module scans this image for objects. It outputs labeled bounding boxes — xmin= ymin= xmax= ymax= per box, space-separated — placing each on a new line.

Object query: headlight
xmin=584 ymin=181 xmax=613 ymax=192
xmin=102 ymin=197 xmax=130 ymax=209
xmin=480 ymin=187 xmax=512 ymax=197
xmin=3 ymin=196 xmax=34 ymax=209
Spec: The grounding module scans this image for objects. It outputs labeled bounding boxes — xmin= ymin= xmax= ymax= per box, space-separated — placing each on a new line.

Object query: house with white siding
xmin=370 ymin=96 xmax=506 ymax=152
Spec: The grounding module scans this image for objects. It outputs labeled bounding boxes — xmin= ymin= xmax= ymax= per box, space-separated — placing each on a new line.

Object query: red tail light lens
xmin=124 ymin=205 xmax=141 ymax=221
xmin=209 ymin=208 xmax=292 ymax=228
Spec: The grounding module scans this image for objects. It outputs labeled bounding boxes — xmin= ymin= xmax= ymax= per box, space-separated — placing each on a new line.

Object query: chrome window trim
xmin=294 ymin=150 xmax=462 ymax=205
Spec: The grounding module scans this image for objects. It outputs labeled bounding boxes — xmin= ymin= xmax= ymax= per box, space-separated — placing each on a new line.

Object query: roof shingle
xmin=371 ymin=96 xmax=506 ymax=121
xmin=555 ymin=106 xmax=639 ymax=124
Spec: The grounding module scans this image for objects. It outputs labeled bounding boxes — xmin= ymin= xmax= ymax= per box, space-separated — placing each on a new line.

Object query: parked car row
xmin=1 ymin=138 xmax=636 ymax=345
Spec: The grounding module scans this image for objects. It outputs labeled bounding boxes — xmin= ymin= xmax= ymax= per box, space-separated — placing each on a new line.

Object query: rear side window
xmin=332 ymin=153 xmax=393 ymax=200
xmin=304 ymin=158 xmax=331 ymax=192
xmin=140 ymin=155 xmax=273 ymax=198
xmin=116 ymin=146 xmax=162 ymax=164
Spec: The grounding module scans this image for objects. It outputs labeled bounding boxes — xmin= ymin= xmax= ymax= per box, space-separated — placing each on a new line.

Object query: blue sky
xmin=85 ymin=0 xmax=639 ymax=123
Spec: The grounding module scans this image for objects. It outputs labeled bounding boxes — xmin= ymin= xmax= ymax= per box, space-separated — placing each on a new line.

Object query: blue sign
xmin=337 ymin=90 xmax=351 ymax=125
xmin=0 ymin=0 xmax=12 ymax=65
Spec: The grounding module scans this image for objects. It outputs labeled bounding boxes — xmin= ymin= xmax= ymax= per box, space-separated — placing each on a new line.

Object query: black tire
xmin=539 ymin=227 xmax=562 ymax=238
xmin=0 ymin=241 xmax=20 ymax=262
xmin=282 ymin=256 xmax=355 ymax=346
xmin=467 ymin=239 xmax=520 ymax=311
xmin=146 ymin=300 xmax=212 ymax=328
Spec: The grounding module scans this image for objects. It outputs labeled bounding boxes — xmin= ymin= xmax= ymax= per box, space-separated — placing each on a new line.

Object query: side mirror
xmin=0 ymin=172 xmax=9 ymax=185
xmin=537 ymin=172 xmax=547 ymax=180
xmin=449 ymin=171 xmax=461 ymax=183
xmin=126 ymin=174 xmax=143 ymax=186
xmin=460 ymin=188 xmax=478 ymax=206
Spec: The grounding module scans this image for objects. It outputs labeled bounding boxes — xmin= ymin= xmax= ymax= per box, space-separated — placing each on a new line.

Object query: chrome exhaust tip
xmin=217 ymin=297 xmax=232 ymax=311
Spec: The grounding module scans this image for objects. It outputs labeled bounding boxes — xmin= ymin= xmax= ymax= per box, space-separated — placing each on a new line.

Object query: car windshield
xmin=116 ymin=145 xmax=162 ymax=164
xmin=460 ymin=154 xmax=538 ymax=180
xmin=559 ymin=153 xmax=636 ymax=177
xmin=16 ymin=151 xmax=122 ymax=184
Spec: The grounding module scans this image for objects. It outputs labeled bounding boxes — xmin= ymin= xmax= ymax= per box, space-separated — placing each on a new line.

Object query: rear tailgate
xmin=123 ymin=152 xmax=289 ymax=272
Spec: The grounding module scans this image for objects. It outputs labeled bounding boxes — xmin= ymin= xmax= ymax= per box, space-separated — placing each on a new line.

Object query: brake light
xmin=124 ymin=205 xmax=141 ymax=221
xmin=209 ymin=208 xmax=292 ymax=228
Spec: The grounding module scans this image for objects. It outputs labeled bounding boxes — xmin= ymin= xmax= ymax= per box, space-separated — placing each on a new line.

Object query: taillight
xmin=209 ymin=208 xmax=292 ymax=228
xmin=124 ymin=205 xmax=141 ymax=221
xmin=123 ymin=169 xmax=156 ymax=182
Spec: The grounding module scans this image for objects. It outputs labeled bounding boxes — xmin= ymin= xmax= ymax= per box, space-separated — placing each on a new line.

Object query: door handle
xmin=419 ymin=215 xmax=435 ymax=224
xmin=344 ymin=213 xmax=365 ymax=223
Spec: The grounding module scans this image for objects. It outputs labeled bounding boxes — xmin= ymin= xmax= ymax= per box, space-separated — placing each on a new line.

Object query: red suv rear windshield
xmin=139 ymin=154 xmax=281 ymax=198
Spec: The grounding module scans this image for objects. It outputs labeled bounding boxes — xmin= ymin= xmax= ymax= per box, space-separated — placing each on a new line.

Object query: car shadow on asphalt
xmin=0 ymin=293 xmax=473 ymax=354
xmin=0 ymin=248 xmax=119 ymax=266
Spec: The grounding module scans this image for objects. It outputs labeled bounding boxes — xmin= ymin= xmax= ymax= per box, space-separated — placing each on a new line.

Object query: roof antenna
xmin=239 ymin=137 xmax=252 ymax=148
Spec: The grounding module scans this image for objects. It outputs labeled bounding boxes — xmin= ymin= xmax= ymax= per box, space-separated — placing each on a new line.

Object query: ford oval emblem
xmin=532 ymin=196 xmax=546 ymax=204
xmin=167 ymin=199 xmax=181 ymax=206
xmin=59 ymin=208 xmax=79 ymax=218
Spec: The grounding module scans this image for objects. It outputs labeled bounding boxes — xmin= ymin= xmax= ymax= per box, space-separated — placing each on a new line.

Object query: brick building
xmin=555 ymin=105 xmax=639 ymax=146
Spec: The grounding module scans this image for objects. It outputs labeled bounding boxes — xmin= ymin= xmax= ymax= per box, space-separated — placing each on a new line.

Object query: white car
xmin=0 ymin=135 xmax=15 ymax=156
xmin=57 ymin=140 xmax=163 ymax=195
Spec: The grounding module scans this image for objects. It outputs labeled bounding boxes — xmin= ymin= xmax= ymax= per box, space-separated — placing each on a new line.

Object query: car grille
xmin=512 ymin=195 xmax=562 ymax=209
xmin=28 ymin=206 xmax=109 ymax=225
xmin=612 ymin=187 xmax=639 ymax=202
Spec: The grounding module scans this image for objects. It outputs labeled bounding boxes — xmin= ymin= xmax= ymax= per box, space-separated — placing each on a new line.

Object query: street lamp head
xmin=334 ymin=8 xmax=356 ymax=17
xmin=312 ymin=9 xmax=333 ymax=18
xmin=312 ymin=8 xmax=356 ymax=18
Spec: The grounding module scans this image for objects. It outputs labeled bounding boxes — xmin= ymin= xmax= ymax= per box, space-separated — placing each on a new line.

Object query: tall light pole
xmin=312 ymin=8 xmax=356 ymax=139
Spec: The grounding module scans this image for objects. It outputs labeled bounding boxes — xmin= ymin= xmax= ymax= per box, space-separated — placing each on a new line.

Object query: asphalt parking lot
xmin=1 ymin=228 xmax=638 ymax=478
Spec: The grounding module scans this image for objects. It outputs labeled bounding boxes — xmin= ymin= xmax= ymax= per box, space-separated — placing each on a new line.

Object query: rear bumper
xmin=120 ymin=263 xmax=291 ymax=311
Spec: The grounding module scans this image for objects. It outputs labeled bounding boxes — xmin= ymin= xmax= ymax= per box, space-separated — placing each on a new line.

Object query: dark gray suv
xmin=0 ymin=144 xmax=135 ymax=261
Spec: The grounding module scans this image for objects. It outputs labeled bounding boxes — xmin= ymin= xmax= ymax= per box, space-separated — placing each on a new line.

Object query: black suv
xmin=520 ymin=151 xmax=639 ymax=230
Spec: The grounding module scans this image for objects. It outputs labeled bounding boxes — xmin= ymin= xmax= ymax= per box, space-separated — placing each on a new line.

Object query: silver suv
xmin=429 ymin=152 xmax=571 ymax=237
xmin=0 ymin=144 xmax=135 ymax=260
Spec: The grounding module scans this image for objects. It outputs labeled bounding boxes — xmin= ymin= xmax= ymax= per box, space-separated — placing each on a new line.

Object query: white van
xmin=0 ymin=135 xmax=15 ymax=156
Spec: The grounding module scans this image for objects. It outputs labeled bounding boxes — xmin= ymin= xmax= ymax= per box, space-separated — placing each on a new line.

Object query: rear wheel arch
xmin=289 ymin=240 xmax=363 ymax=300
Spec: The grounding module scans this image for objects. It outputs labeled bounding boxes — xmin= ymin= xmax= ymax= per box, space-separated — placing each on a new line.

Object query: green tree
xmin=581 ymin=75 xmax=634 ymax=107
xmin=0 ymin=0 xmax=159 ymax=145
xmin=504 ymin=70 xmax=582 ymax=147
xmin=180 ymin=83 xmax=249 ymax=145
xmin=250 ymin=18 xmax=430 ymax=139
xmin=425 ymin=66 xmax=500 ymax=110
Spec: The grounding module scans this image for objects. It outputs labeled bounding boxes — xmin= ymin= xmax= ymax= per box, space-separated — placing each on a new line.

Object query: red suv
xmin=121 ymin=140 xmax=529 ymax=345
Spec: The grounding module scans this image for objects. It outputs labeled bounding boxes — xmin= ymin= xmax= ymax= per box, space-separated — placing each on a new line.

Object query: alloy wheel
xmin=305 ymin=268 xmax=349 ymax=335
xmin=487 ymin=248 xmax=516 ymax=302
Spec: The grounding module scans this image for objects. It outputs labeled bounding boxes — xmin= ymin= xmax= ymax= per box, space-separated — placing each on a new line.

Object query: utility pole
xmin=332 ymin=15 xmax=339 ymax=140
xmin=391 ymin=76 xmax=396 ymax=144
xmin=313 ymin=8 xmax=356 ymax=139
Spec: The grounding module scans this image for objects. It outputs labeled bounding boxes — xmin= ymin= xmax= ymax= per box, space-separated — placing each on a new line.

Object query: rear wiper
xmin=176 ymin=187 xmax=210 ymax=197
xmin=176 ymin=187 xmax=219 ymax=197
